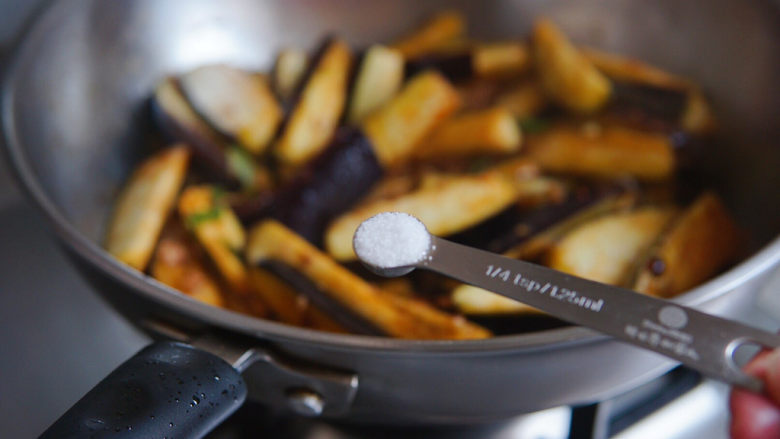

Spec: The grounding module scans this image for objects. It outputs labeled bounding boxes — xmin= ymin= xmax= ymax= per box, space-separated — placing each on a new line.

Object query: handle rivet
xmin=286 ymin=388 xmax=325 ymax=417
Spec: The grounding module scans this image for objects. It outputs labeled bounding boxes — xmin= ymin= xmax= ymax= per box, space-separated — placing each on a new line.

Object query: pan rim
xmin=3 ymin=0 xmax=780 ymax=356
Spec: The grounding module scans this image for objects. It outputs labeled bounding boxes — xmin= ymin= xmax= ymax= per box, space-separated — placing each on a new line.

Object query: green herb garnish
xmin=185 ymin=208 xmax=221 ymax=229
xmin=226 ymin=145 xmax=257 ymax=189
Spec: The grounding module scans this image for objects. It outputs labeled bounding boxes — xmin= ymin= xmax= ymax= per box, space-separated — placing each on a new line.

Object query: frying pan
xmin=3 ymin=0 xmax=780 ymax=436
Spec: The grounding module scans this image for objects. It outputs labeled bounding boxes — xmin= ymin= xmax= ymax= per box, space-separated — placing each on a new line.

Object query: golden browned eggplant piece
xmin=272 ymin=48 xmax=309 ymax=102
xmin=178 ymin=185 xmax=249 ymax=293
xmin=275 ymin=39 xmax=352 ymax=167
xmin=150 ymin=221 xmax=225 ymax=307
xmin=405 ymin=42 xmax=531 ymax=82
xmin=472 ymin=42 xmax=531 ymax=79
xmin=363 ymin=71 xmax=461 ymax=166
xmin=247 ymin=268 xmax=346 ymax=333
xmin=413 ymin=107 xmax=522 ymax=159
xmin=532 ymin=19 xmax=611 ymax=113
xmin=633 ymin=193 xmax=742 ymax=297
xmin=247 ymin=220 xmax=490 ymax=339
xmin=525 ymin=122 xmax=676 ymax=180
xmin=546 ymin=207 xmax=678 ymax=286
xmin=502 ymin=188 xmax=638 ymax=260
xmin=106 ymin=146 xmax=190 ymax=271
xmin=391 ymin=11 xmax=466 ymax=59
xmin=582 ymin=48 xmax=691 ymax=90
xmin=347 ymin=45 xmax=405 ymax=124
xmin=325 ymin=159 xmax=538 ymax=261
xmin=178 ymin=186 xmax=342 ymax=327
xmin=583 ymin=48 xmax=717 ymax=134
xmin=179 ymin=65 xmax=282 ymax=155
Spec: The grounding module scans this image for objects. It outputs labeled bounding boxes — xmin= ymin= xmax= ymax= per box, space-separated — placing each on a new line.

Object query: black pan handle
xmin=40 ymin=341 xmax=247 ymax=439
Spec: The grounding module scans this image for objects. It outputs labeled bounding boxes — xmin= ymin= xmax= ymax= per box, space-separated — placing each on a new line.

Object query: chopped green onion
xmin=185 ymin=208 xmax=221 ymax=229
xmin=226 ymin=145 xmax=257 ymax=189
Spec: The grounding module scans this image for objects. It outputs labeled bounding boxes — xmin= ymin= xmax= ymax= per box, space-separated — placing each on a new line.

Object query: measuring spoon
xmin=354 ymin=213 xmax=780 ymax=392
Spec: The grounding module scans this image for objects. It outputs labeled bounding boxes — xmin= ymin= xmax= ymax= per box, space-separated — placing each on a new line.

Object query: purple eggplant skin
xmin=235 ymin=127 xmax=383 ymax=245
xmin=150 ymin=79 xmax=241 ymax=189
xmin=405 ymin=53 xmax=474 ymax=83
xmin=607 ymin=80 xmax=688 ymax=132
xmin=606 ymin=80 xmax=709 ymax=175
xmin=261 ymin=261 xmax=383 ymax=335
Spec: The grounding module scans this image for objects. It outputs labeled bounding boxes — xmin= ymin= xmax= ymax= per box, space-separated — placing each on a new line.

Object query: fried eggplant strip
xmin=414 ymin=107 xmax=522 ymax=159
xmin=406 ymin=42 xmax=531 ymax=82
xmin=179 ymin=186 xmax=341 ymax=326
xmin=347 ymin=45 xmax=404 ymax=124
xmin=363 ymin=71 xmax=461 ymax=166
xmin=546 ymin=207 xmax=678 ymax=286
xmin=275 ymin=39 xmax=352 ymax=167
xmin=532 ymin=19 xmax=611 ymax=113
xmin=633 ymin=193 xmax=742 ymax=297
xmin=178 ymin=185 xmax=249 ymax=293
xmin=583 ymin=48 xmax=717 ymax=134
xmin=582 ymin=48 xmax=691 ymax=90
xmin=248 ymin=268 xmax=346 ymax=332
xmin=325 ymin=160 xmax=538 ymax=261
xmin=391 ymin=11 xmax=466 ymax=59
xmin=472 ymin=42 xmax=531 ymax=79
xmin=272 ymin=48 xmax=309 ymax=102
xmin=247 ymin=220 xmax=490 ymax=339
xmin=150 ymin=221 xmax=225 ymax=307
xmin=106 ymin=146 xmax=190 ymax=271
xmin=525 ymin=122 xmax=675 ymax=180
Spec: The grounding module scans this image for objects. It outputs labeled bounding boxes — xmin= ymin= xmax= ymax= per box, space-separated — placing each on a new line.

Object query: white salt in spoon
xmin=353 ymin=212 xmax=780 ymax=392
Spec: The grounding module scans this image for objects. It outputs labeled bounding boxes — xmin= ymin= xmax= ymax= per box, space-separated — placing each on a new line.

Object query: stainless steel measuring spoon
xmin=354 ymin=214 xmax=780 ymax=392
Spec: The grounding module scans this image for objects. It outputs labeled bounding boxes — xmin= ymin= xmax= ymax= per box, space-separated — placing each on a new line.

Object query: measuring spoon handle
xmin=424 ymin=237 xmax=780 ymax=391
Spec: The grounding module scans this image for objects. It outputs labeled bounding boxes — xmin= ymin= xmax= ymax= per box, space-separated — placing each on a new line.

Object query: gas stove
xmin=204 ymin=367 xmax=732 ymax=439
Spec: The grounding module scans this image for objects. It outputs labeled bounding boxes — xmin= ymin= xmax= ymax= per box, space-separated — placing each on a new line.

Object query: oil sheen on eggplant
xmin=235 ymin=127 xmax=383 ymax=245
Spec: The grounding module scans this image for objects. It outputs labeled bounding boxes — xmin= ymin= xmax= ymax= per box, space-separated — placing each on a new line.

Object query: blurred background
xmin=0 ymin=3 xmax=147 ymax=438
